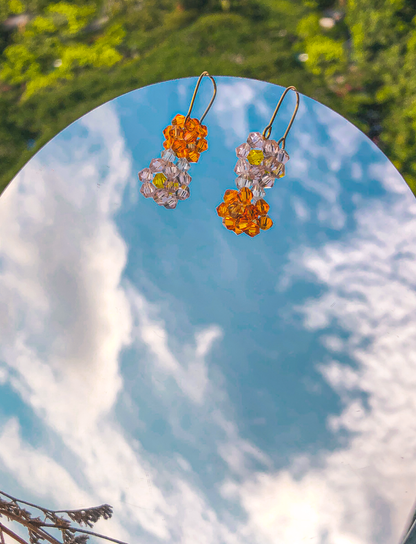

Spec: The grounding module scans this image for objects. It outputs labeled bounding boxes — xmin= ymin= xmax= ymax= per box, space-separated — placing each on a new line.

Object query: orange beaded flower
xmin=163 ymin=114 xmax=208 ymax=163
xmin=216 ymin=188 xmax=273 ymax=237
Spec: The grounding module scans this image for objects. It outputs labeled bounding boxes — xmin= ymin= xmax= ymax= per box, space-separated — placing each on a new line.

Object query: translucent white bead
xmin=236 ymin=176 xmax=252 ymax=189
xmin=177 ymin=185 xmax=190 ymax=201
xmin=263 ymin=139 xmax=279 ymax=157
xmin=247 ymin=132 xmax=264 ymax=149
xmin=236 ymin=143 xmax=251 ymax=158
xmin=149 ymin=158 xmax=167 ymax=173
xmin=164 ymin=194 xmax=178 ymax=209
xmin=179 ymin=171 xmax=191 ymax=185
xmin=165 ymin=162 xmax=179 ymax=179
xmin=260 ymin=174 xmax=275 ymax=189
xmin=153 ymin=188 xmax=169 ymax=205
xmin=140 ymin=182 xmax=156 ymax=198
xmin=276 ymin=149 xmax=289 ymax=164
xmin=234 ymin=158 xmax=250 ymax=177
xmin=138 ymin=168 xmax=153 ymax=182
xmin=177 ymin=158 xmax=190 ymax=172
xmin=161 ymin=148 xmax=176 ymax=162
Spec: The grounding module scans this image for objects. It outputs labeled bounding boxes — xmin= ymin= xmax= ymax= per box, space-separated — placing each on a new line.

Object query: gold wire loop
xmin=262 ymin=86 xmax=300 ymax=148
xmin=185 ymin=71 xmax=217 ymax=124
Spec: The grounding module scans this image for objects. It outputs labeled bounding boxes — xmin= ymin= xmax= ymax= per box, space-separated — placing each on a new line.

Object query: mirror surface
xmin=1 ymin=76 xmax=416 ymax=544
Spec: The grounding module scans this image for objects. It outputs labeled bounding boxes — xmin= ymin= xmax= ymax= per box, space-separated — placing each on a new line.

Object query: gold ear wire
xmin=262 ymin=86 xmax=300 ymax=149
xmin=185 ymin=71 xmax=217 ymax=124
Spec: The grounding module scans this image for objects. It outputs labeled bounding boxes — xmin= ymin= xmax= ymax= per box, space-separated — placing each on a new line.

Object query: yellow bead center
xmin=153 ymin=173 xmax=167 ymax=188
xmin=247 ymin=149 xmax=264 ymax=166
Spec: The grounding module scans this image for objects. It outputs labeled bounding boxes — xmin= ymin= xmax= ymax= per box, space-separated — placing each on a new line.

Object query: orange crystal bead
xmin=185 ymin=117 xmax=199 ymax=131
xmin=197 ymin=124 xmax=208 ymax=138
xmin=163 ymin=138 xmax=174 ymax=150
xmin=238 ymin=187 xmax=253 ymax=204
xmin=216 ymin=202 xmax=228 ymax=217
xmin=228 ymin=201 xmax=244 ymax=218
xmin=195 ymin=138 xmax=208 ymax=153
xmin=186 ymin=148 xmax=200 ymax=162
xmin=163 ymin=126 xmax=172 ymax=139
xmin=172 ymin=114 xmax=186 ymax=127
xmin=224 ymin=189 xmax=239 ymax=204
xmin=258 ymin=215 xmax=273 ymax=230
xmin=183 ymin=130 xmax=198 ymax=144
xmin=255 ymin=199 xmax=270 ymax=215
xmin=224 ymin=216 xmax=236 ymax=231
xmin=236 ymin=216 xmax=250 ymax=231
xmin=176 ymin=147 xmax=187 ymax=158
xmin=245 ymin=204 xmax=259 ymax=220
xmin=172 ymin=140 xmax=187 ymax=154
xmin=246 ymin=222 xmax=261 ymax=237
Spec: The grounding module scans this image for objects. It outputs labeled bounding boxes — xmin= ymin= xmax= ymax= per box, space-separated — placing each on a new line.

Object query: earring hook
xmin=185 ymin=71 xmax=217 ymax=124
xmin=262 ymin=86 xmax=300 ymax=149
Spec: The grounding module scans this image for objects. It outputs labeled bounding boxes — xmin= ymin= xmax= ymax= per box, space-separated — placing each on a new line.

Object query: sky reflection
xmin=1 ymin=76 xmax=416 ymax=544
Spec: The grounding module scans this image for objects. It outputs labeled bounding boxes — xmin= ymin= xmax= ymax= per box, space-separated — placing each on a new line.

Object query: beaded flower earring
xmin=138 ymin=71 xmax=217 ymax=209
xmin=217 ymin=86 xmax=300 ymax=236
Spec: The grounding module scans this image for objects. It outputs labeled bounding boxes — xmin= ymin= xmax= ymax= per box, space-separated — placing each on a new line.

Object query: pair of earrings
xmin=137 ymin=72 xmax=300 ymax=237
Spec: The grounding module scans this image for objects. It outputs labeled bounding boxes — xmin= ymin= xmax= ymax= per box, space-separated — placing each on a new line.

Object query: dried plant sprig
xmin=0 ymin=491 xmax=128 ymax=544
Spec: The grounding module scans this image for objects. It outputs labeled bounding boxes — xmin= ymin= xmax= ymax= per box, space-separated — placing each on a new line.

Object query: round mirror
xmin=1 ymin=76 xmax=416 ymax=544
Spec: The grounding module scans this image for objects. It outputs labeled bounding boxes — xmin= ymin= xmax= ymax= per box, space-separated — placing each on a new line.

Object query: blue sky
xmin=1 ymin=76 xmax=416 ymax=544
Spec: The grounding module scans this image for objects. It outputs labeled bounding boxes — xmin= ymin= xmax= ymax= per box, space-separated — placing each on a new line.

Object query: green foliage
xmin=0 ymin=0 xmax=415 ymax=197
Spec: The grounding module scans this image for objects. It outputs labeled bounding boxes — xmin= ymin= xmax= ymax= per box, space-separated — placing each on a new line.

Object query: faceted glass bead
xmin=163 ymin=126 xmax=172 ymax=139
xmin=177 ymin=185 xmax=190 ymax=201
xmin=195 ymin=138 xmax=208 ymax=153
xmin=263 ymin=139 xmax=279 ymax=156
xmin=197 ymin=124 xmax=208 ymax=138
xmin=176 ymin=147 xmax=187 ymax=159
xmin=138 ymin=168 xmax=153 ymax=182
xmin=252 ymin=187 xmax=266 ymax=201
xmin=164 ymin=194 xmax=178 ymax=209
xmin=140 ymin=182 xmax=155 ymax=198
xmin=165 ymin=162 xmax=178 ymax=179
xmin=177 ymin=158 xmax=190 ymax=172
xmin=228 ymin=201 xmax=243 ymax=218
xmin=153 ymin=188 xmax=169 ymax=205
xmin=247 ymin=149 xmax=264 ymax=166
xmin=247 ymin=132 xmax=264 ymax=149
xmin=178 ymin=171 xmax=191 ymax=185
xmin=185 ymin=117 xmax=199 ymax=131
xmin=246 ymin=222 xmax=260 ymax=237
xmin=163 ymin=138 xmax=174 ymax=150
xmin=184 ymin=130 xmax=198 ymax=144
xmin=186 ymin=149 xmax=200 ymax=163
xmin=161 ymin=148 xmax=176 ymax=162
xmin=216 ymin=202 xmax=228 ymax=217
xmin=236 ymin=142 xmax=251 ymax=159
xmin=250 ymin=165 xmax=265 ymax=181
xmin=276 ymin=149 xmax=289 ymax=164
xmin=255 ymin=199 xmax=270 ymax=215
xmin=263 ymin=157 xmax=283 ymax=177
xmin=171 ymin=126 xmax=184 ymax=139
xmin=166 ymin=180 xmax=179 ymax=192
xmin=245 ymin=204 xmax=260 ymax=220
xmin=238 ymin=187 xmax=253 ymax=204
xmin=224 ymin=216 xmax=236 ymax=231
xmin=259 ymin=215 xmax=273 ymax=230
xmin=153 ymin=173 xmax=167 ymax=188
xmin=234 ymin=158 xmax=250 ymax=177
xmin=172 ymin=140 xmax=187 ymax=154
xmin=260 ymin=174 xmax=275 ymax=188
xmin=172 ymin=114 xmax=186 ymax=127
xmin=236 ymin=215 xmax=250 ymax=231
xmin=224 ymin=189 xmax=239 ymax=204
xmin=276 ymin=164 xmax=286 ymax=178
xmin=236 ymin=176 xmax=252 ymax=190
xmin=150 ymin=158 xmax=167 ymax=173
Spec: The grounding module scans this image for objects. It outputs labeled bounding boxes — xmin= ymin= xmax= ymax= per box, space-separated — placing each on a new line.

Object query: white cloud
xmin=225 ymin=163 xmax=416 ymax=544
